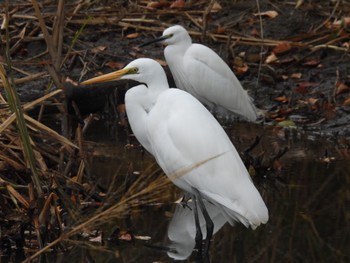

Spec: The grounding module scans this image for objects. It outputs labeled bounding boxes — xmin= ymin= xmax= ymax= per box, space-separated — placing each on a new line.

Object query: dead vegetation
xmin=0 ymin=0 xmax=350 ymax=262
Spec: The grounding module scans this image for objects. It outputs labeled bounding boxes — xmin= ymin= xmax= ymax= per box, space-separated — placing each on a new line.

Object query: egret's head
xmin=161 ymin=25 xmax=192 ymax=46
xmin=81 ymin=58 xmax=167 ymax=88
xmin=139 ymin=25 xmax=192 ymax=48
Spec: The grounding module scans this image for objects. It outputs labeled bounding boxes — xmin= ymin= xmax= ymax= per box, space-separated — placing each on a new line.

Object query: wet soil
xmin=1 ymin=0 xmax=350 ymax=262
xmin=4 ymin=0 xmax=350 ymax=139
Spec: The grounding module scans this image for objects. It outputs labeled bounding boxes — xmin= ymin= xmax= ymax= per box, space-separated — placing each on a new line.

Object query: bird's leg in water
xmin=191 ymin=191 xmax=203 ymax=253
xmin=179 ymin=193 xmax=192 ymax=209
xmin=193 ymin=188 xmax=214 ymax=256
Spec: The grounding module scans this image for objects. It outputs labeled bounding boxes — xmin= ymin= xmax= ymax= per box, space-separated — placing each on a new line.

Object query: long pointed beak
xmin=80 ymin=68 xmax=129 ymax=85
xmin=139 ymin=35 xmax=168 ymax=48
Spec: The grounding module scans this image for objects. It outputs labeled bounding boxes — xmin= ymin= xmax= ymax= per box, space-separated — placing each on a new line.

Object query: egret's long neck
xmin=125 ymin=85 xmax=154 ymax=154
xmin=147 ymin=74 xmax=169 ymax=92
xmin=164 ymin=43 xmax=188 ymax=65
xmin=164 ymin=44 xmax=190 ymax=91
xmin=139 ymin=71 xmax=169 ymax=113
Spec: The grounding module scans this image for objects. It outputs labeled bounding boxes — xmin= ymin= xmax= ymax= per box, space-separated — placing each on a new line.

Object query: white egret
xmin=81 ymin=58 xmax=268 ymax=252
xmin=140 ymin=25 xmax=261 ymax=121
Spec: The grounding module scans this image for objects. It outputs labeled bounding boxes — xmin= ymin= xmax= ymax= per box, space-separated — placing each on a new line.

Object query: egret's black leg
xmin=193 ymin=188 xmax=214 ymax=257
xmin=191 ymin=192 xmax=203 ymax=252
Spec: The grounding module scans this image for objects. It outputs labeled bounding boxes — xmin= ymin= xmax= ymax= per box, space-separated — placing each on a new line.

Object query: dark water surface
xmin=52 ymin=121 xmax=349 ymax=263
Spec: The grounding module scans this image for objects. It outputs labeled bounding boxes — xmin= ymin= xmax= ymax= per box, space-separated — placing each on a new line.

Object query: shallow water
xmin=51 ymin=120 xmax=349 ymax=263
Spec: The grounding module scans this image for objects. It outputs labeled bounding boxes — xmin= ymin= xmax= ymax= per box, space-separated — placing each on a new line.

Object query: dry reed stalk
xmin=0 ymin=89 xmax=63 ymax=134
xmin=23 ymin=167 xmax=171 ymax=262
xmin=0 ymin=2 xmax=43 ymax=195
xmin=23 ymin=151 xmax=229 ymax=261
xmin=0 ymin=72 xmax=48 ymax=87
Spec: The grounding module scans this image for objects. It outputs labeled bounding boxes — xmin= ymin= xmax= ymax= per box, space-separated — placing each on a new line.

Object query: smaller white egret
xmin=141 ymin=25 xmax=261 ymax=121
xmin=81 ymin=58 xmax=268 ymax=253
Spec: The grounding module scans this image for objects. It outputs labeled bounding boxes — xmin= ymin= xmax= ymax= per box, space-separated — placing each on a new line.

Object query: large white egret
xmin=81 ymin=58 xmax=268 ymax=252
xmin=141 ymin=25 xmax=261 ymax=121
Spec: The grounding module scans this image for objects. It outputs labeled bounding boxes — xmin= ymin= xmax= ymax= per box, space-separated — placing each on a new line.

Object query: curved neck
xmin=125 ymin=85 xmax=154 ymax=154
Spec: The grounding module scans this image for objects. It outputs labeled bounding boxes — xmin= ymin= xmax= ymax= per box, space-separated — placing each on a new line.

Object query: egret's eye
xmin=128 ymin=67 xmax=139 ymax=74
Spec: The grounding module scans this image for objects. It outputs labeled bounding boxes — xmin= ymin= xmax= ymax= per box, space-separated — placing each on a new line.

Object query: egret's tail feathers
xmin=221 ymin=204 xmax=268 ymax=230
xmin=204 ymin=191 xmax=269 ymax=230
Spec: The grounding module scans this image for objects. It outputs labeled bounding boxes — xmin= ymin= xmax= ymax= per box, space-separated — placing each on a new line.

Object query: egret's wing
xmin=148 ymin=89 xmax=268 ymax=227
xmin=183 ymin=44 xmax=258 ymax=121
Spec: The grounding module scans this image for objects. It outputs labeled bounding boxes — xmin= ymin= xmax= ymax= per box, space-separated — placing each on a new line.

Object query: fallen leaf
xmin=276 ymin=57 xmax=295 ymax=64
xmin=291 ymin=72 xmax=302 ymax=79
xmin=307 ymin=98 xmax=318 ymax=106
xmin=216 ymin=26 xmax=226 ymax=34
xmin=91 ymin=45 xmax=107 ymax=54
xmin=147 ymin=1 xmax=161 ymax=9
xmin=245 ymin=53 xmax=261 ymax=63
xmin=233 ymin=57 xmax=249 ymax=74
xmin=265 ymin=52 xmax=278 ymax=64
xmin=336 ymin=82 xmax=349 ymax=95
xmin=343 ymin=97 xmax=350 ymax=106
xmin=278 ymin=108 xmax=293 ymax=115
xmin=170 ymin=0 xmax=185 ymax=8
xmin=273 ymin=42 xmax=292 ymax=54
xmin=126 ymin=32 xmax=139 ymax=39
xmin=273 ymin=96 xmax=289 ymax=103
xmin=254 ymin=10 xmax=279 ymax=18
xmin=105 ymin=61 xmax=125 ymax=69
xmin=234 ymin=63 xmax=249 ymax=75
xmin=294 ymin=82 xmax=318 ymax=94
xmin=211 ymin=2 xmax=222 ymax=12
xmin=303 ymin=58 xmax=320 ymax=66
xmin=147 ymin=0 xmax=169 ymax=9
xmin=233 ymin=56 xmax=245 ymax=67
xmin=274 ymin=117 xmax=285 ymax=121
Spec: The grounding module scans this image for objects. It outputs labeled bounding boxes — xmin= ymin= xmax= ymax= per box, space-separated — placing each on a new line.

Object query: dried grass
xmin=0 ymin=0 xmax=349 ymax=262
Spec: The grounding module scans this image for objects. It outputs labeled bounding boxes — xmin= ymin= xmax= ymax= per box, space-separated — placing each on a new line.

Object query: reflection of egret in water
xmin=167 ymin=199 xmax=227 ymax=261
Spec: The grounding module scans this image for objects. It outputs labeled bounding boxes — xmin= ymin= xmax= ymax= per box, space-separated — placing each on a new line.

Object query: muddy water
xmin=55 ymin=120 xmax=349 ymax=263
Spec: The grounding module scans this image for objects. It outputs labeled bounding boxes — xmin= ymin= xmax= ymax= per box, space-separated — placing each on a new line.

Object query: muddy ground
xmin=3 ymin=0 xmax=350 ymax=139
xmin=1 ymin=1 xmax=350 ymax=261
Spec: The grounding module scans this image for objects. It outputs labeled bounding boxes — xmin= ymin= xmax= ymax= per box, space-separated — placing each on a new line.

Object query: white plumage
xmin=145 ymin=25 xmax=260 ymax=121
xmin=81 ymin=58 xmax=268 ymax=230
